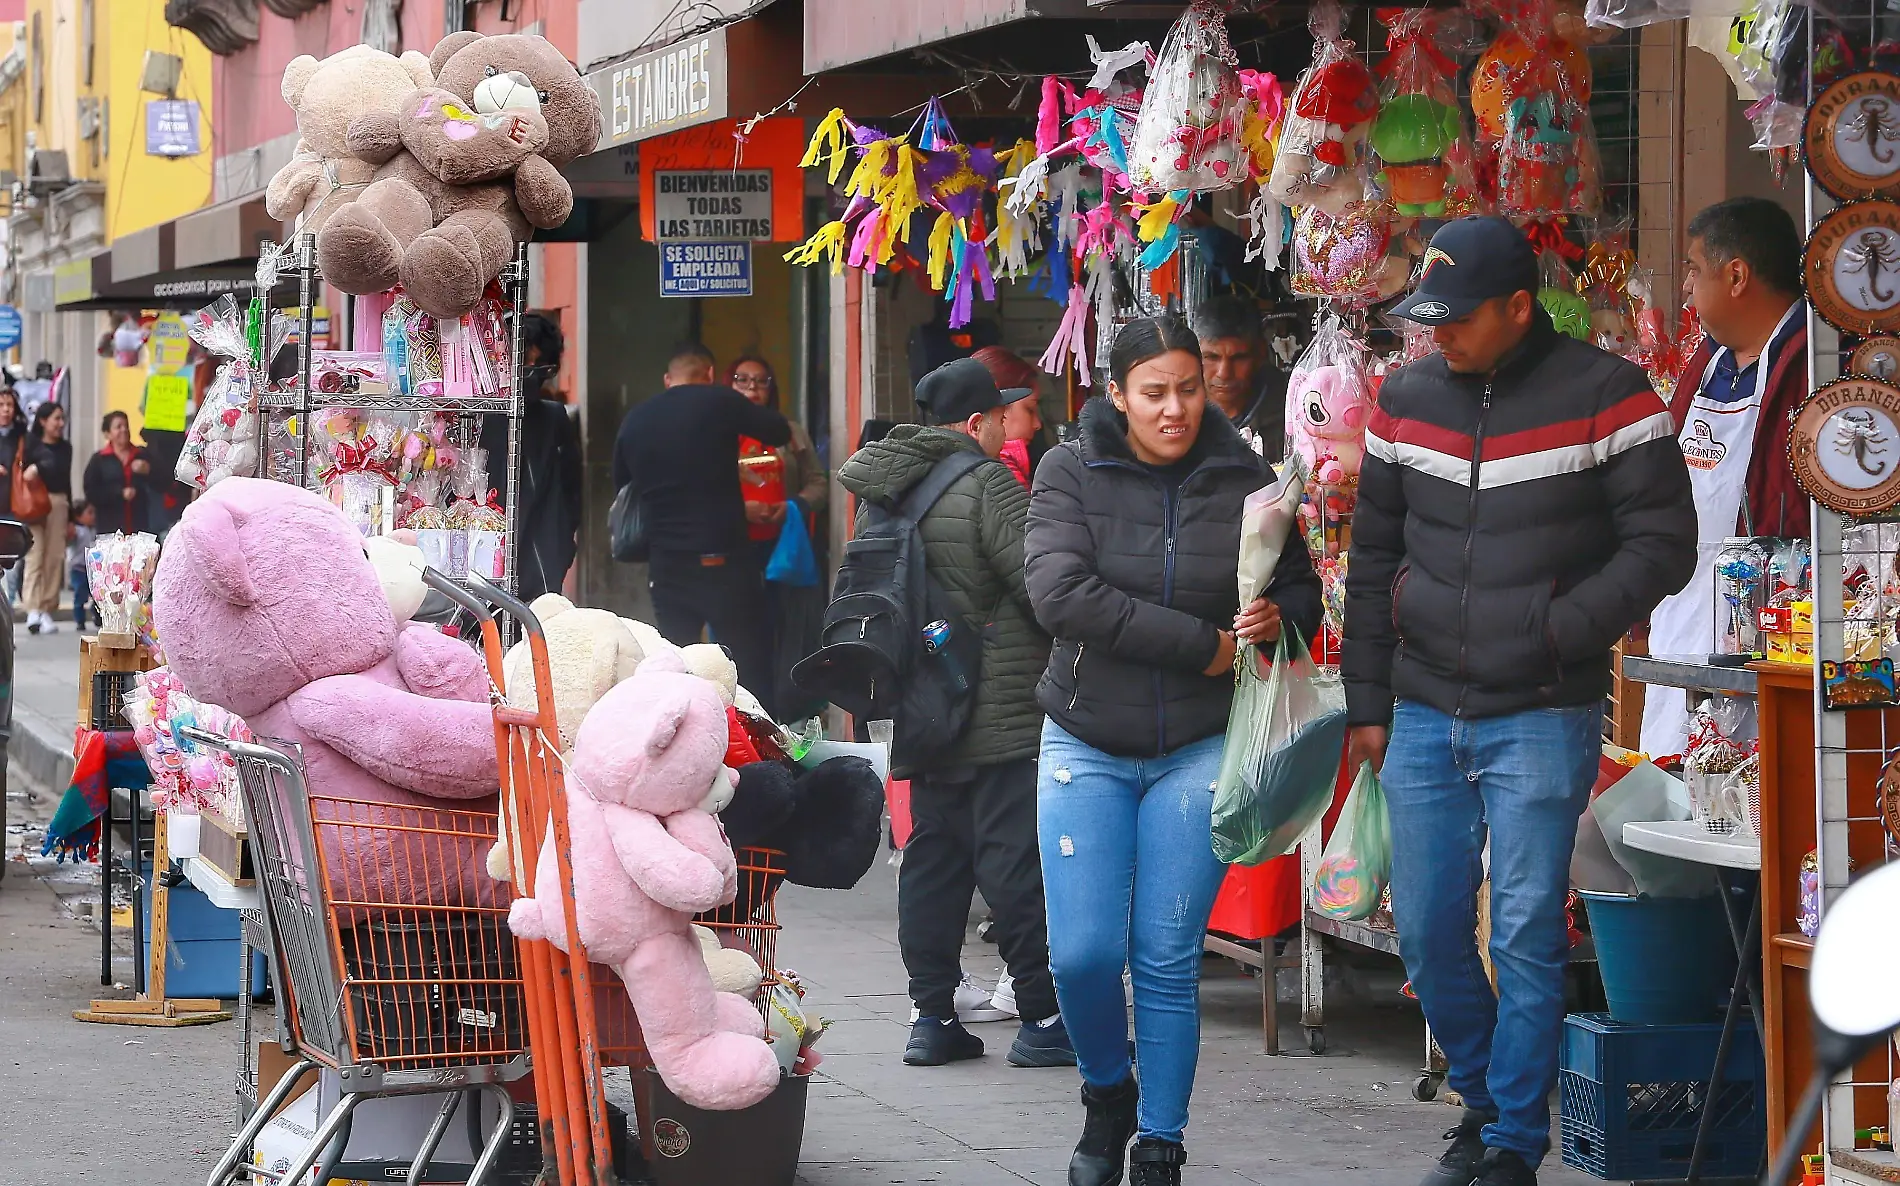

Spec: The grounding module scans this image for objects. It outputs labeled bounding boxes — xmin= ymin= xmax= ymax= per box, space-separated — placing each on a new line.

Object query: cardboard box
xmin=252 ymin=1078 xmax=501 ymax=1185
xmin=199 ymin=810 xmax=254 ymax=886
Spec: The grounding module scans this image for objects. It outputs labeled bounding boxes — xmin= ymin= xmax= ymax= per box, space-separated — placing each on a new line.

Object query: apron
xmin=1638 ymin=306 xmax=1799 ymax=757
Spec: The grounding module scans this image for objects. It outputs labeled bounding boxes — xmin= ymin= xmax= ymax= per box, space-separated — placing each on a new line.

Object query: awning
xmin=53 ymin=249 xmax=258 ymax=312
xmin=175 ymin=194 xmax=278 ymax=269
xmin=803 ymin=0 xmax=1094 ymax=73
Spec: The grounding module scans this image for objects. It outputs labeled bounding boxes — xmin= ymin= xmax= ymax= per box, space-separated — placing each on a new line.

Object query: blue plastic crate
xmin=1559 ymin=1012 xmax=1764 ymax=1181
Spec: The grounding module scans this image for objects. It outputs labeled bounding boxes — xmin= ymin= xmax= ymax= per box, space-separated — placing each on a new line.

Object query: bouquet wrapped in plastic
xmin=86 ymin=531 xmax=161 ymax=636
xmin=1268 ymin=1 xmax=1380 ymax=215
xmin=175 ymin=295 xmax=268 ymax=490
xmin=1474 ymin=10 xmax=1601 ymax=221
xmin=1370 ymin=10 xmax=1480 ymax=218
xmin=124 ymin=667 xmax=253 ymax=823
xmin=1293 ymin=200 xmax=1411 ymax=307
xmin=1129 ymin=1 xmax=1247 ymax=193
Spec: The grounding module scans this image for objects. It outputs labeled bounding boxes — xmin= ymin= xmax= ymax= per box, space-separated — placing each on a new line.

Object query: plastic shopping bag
xmin=766 ymin=500 xmax=821 ymax=587
xmin=1211 ymin=628 xmax=1349 ymax=866
xmin=1312 ymin=760 xmax=1391 ymax=920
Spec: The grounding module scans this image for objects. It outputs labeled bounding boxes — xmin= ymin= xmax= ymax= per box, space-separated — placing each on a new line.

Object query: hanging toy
xmin=1268 ymin=0 xmax=1380 ymax=216
xmin=1369 ymin=10 xmax=1478 ymax=219
xmin=1470 ymin=25 xmax=1592 ymax=142
xmin=1129 ymin=1 xmax=1247 ymax=193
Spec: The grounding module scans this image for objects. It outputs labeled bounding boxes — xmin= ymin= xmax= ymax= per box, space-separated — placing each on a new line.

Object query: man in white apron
xmin=1641 ymin=198 xmax=1808 ymax=758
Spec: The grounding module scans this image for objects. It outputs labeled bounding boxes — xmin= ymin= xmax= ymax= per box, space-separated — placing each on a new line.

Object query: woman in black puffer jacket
xmin=1025 ymin=315 xmax=1320 ymax=1186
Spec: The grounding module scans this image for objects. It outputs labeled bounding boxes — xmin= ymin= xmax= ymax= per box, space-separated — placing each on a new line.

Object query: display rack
xmin=252 ymin=234 xmax=530 ymax=598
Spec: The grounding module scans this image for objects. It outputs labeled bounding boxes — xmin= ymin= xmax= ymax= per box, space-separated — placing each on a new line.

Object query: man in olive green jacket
xmin=836 ymin=358 xmax=1067 ymax=1071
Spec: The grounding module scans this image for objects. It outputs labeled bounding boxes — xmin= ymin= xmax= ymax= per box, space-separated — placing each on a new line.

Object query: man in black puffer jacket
xmin=1342 ymin=218 xmax=1696 ymax=1186
xmin=836 ymin=358 xmax=1064 ymax=1072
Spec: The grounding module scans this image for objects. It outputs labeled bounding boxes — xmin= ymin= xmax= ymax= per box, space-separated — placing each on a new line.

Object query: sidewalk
xmin=1 ymin=632 xmax=1594 ymax=1186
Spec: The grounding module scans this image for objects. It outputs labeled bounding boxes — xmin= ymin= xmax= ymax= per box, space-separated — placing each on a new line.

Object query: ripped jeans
xmin=1037 ymin=719 xmax=1231 ymax=1145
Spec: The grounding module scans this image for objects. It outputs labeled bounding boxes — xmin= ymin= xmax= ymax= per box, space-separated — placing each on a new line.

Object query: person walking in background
xmin=82 ymin=411 xmax=153 ymax=535
xmin=68 ymin=500 xmax=96 ymax=631
xmin=614 ymin=343 xmax=790 ymax=697
xmin=838 ymin=358 xmax=1067 ymax=1072
xmin=971 ymin=346 xmax=1048 ymax=488
xmin=481 ymin=312 xmax=582 ymax=603
xmin=1342 ymin=217 xmax=1696 ymax=1186
xmin=0 ymin=388 xmax=26 ymax=608
xmin=1025 ymin=315 xmax=1321 ymax=1186
xmin=731 ymin=354 xmax=828 ymax=720
xmin=21 ymin=402 xmax=73 ymax=634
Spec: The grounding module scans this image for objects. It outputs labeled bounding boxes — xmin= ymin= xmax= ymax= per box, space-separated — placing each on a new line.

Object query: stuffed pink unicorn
xmin=152 ymin=478 xmax=500 ymax=910
xmin=1286 ymin=362 xmax=1372 ymax=486
xmin=508 ymin=651 xmax=780 ymax=1112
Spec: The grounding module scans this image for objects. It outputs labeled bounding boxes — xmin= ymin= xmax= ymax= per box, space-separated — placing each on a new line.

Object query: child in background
xmin=67 ymin=501 xmax=96 ymax=631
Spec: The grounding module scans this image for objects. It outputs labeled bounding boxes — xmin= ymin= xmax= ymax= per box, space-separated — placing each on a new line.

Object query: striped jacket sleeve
xmin=1546 ymin=386 xmax=1698 ymax=663
xmin=1340 ymin=397 xmax=1408 ymax=727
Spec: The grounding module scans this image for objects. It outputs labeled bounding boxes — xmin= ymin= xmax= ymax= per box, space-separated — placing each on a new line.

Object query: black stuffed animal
xmin=782 ymin=756 xmax=885 ymax=891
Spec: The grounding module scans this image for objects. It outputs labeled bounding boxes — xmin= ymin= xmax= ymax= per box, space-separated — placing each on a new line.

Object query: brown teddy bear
xmin=265 ymin=46 xmax=435 ymax=238
xmin=315 ymin=32 xmax=601 ymax=318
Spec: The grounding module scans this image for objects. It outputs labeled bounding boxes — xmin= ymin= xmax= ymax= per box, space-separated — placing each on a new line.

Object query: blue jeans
xmin=1038 ymin=719 xmax=1230 ymax=1145
xmin=1384 ymin=699 xmax=1599 ymax=1164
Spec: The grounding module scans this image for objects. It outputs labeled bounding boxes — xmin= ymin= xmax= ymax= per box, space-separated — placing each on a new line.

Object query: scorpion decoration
xmin=1844 ymin=96 xmax=1899 ymax=167
xmin=1835 ymin=406 xmax=1894 ymax=478
xmin=1845 ymin=229 xmax=1900 ymax=307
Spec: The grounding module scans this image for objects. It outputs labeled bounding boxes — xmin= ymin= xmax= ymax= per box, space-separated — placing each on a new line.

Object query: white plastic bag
xmin=1211 ymin=628 xmax=1348 ymax=866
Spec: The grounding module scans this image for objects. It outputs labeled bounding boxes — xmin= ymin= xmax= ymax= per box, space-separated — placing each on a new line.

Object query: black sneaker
xmin=903 ymin=1015 xmax=983 ymax=1066
xmin=1127 ymin=1138 xmax=1186 ymax=1186
xmin=1007 ymin=1014 xmax=1077 ymax=1067
xmin=1421 ymin=1109 xmax=1496 ymax=1186
xmin=1472 ymin=1149 xmax=1537 ymax=1186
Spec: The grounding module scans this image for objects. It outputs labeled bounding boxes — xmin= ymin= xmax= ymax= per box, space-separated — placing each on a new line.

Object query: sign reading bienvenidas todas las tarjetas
xmin=652 ymin=170 xmax=773 ymax=241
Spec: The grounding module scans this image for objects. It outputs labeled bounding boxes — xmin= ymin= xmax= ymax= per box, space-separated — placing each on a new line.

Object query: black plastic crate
xmin=1559 ymin=1012 xmax=1764 ymax=1181
xmin=92 ymin=670 xmax=137 ymax=730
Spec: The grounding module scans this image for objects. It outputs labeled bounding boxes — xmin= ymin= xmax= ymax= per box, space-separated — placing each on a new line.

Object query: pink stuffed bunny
xmin=508 ymin=651 xmax=780 ymax=1112
xmin=1286 ymin=362 xmax=1371 ymax=486
xmin=153 ymin=478 xmax=500 ymax=910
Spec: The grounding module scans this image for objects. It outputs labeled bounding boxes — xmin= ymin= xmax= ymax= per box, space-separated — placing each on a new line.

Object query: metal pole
xmin=505 ymin=244 xmax=528 ymax=602
xmin=296 ymin=234 xmax=316 ymax=490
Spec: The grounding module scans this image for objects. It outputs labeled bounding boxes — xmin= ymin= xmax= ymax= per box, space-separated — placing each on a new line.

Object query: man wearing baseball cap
xmin=1342 ymin=217 xmax=1696 ymax=1186
xmin=837 ymin=357 xmax=1070 ymax=1070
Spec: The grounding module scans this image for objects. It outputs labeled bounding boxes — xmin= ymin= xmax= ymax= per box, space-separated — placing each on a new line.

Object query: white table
xmin=181 ymin=854 xmax=260 ymax=911
xmin=1620 ymin=818 xmax=1764 ymax=1185
xmin=1622 ymin=819 xmax=1761 ymax=872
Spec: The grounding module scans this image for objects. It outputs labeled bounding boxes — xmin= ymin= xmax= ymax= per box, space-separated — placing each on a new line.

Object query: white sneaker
xmin=40 ymin=616 xmax=57 ymax=634
xmin=908 ymin=972 xmax=1014 ymax=1024
xmin=990 ymin=972 xmax=1019 ymax=1019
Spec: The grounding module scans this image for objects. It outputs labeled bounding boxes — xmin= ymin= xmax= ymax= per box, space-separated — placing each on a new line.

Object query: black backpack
xmin=791 ymin=451 xmax=987 ymax=768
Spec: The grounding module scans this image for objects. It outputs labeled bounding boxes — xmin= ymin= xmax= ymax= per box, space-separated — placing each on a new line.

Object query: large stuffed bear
xmin=509 ymin=651 xmax=781 ymax=1111
xmin=265 ymin=45 xmax=435 ymax=238
xmin=316 ymin=31 xmax=601 ymax=318
xmin=153 ymin=479 xmax=500 ymax=908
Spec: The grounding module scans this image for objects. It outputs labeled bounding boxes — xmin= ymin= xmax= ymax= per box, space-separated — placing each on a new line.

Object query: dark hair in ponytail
xmin=1108 ymin=314 xmax=1201 ymax=388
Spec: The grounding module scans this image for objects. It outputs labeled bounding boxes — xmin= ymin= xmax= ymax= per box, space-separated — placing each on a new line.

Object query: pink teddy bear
xmin=152 ymin=478 xmax=500 ymax=910
xmin=508 ymin=651 xmax=780 ymax=1112
xmin=1286 ymin=362 xmax=1372 ymax=487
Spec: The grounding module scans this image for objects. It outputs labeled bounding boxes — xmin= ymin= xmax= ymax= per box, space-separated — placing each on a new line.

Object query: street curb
xmin=8 ymin=701 xmax=72 ymax=799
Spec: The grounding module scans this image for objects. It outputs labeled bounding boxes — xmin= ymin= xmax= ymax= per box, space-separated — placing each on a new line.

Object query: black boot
xmin=1127 ymin=1138 xmax=1186 ymax=1186
xmin=1068 ymin=1077 xmax=1139 ymax=1186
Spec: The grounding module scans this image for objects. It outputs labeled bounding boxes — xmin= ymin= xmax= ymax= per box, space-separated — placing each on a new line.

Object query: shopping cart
xmin=191 ymin=724 xmax=529 ymax=1186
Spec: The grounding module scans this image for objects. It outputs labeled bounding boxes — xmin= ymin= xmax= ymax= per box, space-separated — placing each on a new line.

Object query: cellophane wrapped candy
xmin=1268 ymin=0 xmax=1381 ymax=216
xmin=124 ymin=667 xmax=254 ymax=823
xmin=1371 ymin=10 xmax=1482 ymax=219
xmin=86 ymin=532 xmax=161 ymax=636
xmin=1129 ymin=1 xmax=1247 ymax=193
xmin=176 ymin=295 xmax=263 ymax=490
xmin=1293 ymin=201 xmax=1409 ymax=308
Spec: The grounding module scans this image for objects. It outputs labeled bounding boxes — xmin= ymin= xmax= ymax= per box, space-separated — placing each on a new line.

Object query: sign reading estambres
xmin=584 ymin=28 xmax=730 ymax=150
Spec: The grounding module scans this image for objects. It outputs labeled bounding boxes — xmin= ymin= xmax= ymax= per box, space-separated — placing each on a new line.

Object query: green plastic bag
xmin=1210 ymin=627 xmax=1349 ymax=866
xmin=1312 ymin=761 xmax=1392 ymax=920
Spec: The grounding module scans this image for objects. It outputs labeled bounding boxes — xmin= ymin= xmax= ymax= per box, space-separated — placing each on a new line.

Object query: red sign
xmin=638 ymin=117 xmax=806 ymax=244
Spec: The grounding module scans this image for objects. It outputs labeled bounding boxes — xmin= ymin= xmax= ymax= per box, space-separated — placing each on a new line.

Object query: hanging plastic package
xmin=175 ymin=294 xmax=281 ymax=491
xmin=1129 ymin=1 xmax=1247 ymax=194
xmin=1313 ymin=761 xmax=1392 ymax=921
xmin=1268 ymin=0 xmax=1380 ymax=215
xmin=1584 ymin=0 xmax=1751 ymax=31
xmin=1292 ymin=200 xmax=1409 ymax=308
xmin=1369 ymin=9 xmax=1481 ymax=219
xmin=1211 ymin=626 xmax=1349 ymax=866
xmin=1283 ymin=314 xmax=1374 ymax=559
